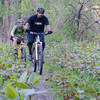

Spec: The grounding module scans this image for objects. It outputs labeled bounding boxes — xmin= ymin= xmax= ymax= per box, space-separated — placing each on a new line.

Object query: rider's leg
xmin=39 ymin=34 xmax=45 ymax=50
xmin=13 ymin=38 xmax=17 ymax=50
xmin=27 ymin=33 xmax=35 ymax=61
xmin=13 ymin=38 xmax=18 ymax=54
xmin=42 ymin=42 xmax=45 ymax=51
xmin=28 ymin=43 xmax=33 ymax=55
xmin=27 ymin=43 xmax=33 ymax=61
xmin=39 ymin=34 xmax=45 ymax=63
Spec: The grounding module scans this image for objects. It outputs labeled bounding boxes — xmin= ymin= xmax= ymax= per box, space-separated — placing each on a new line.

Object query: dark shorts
xmin=27 ymin=33 xmax=45 ymax=45
xmin=17 ymin=37 xmax=24 ymax=44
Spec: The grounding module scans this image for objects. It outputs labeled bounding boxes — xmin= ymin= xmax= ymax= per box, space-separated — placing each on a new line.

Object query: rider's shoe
xmin=13 ymin=49 xmax=18 ymax=55
xmin=28 ymin=54 xmax=32 ymax=61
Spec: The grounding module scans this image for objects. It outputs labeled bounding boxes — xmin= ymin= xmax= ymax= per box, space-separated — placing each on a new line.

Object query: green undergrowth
xmin=44 ymin=40 xmax=100 ymax=100
xmin=1 ymin=38 xmax=100 ymax=100
xmin=0 ymin=42 xmax=41 ymax=100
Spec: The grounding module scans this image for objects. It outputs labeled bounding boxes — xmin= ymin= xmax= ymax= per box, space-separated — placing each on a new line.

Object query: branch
xmin=67 ymin=4 xmax=77 ymax=13
xmin=80 ymin=19 xmax=100 ymax=33
xmin=78 ymin=3 xmax=84 ymax=19
xmin=77 ymin=2 xmax=84 ymax=29
xmin=74 ymin=0 xmax=82 ymax=5
xmin=84 ymin=6 xmax=100 ymax=12
xmin=84 ymin=0 xmax=90 ymax=4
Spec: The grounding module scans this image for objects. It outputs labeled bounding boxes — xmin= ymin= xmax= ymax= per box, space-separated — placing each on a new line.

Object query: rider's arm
xmin=25 ymin=15 xmax=33 ymax=30
xmin=25 ymin=16 xmax=33 ymax=33
xmin=46 ymin=25 xmax=53 ymax=34
xmin=44 ymin=16 xmax=53 ymax=34
xmin=11 ymin=30 xmax=14 ymax=36
xmin=25 ymin=23 xmax=30 ymax=33
xmin=46 ymin=25 xmax=51 ymax=31
xmin=10 ymin=25 xmax=17 ymax=36
xmin=25 ymin=23 xmax=30 ymax=29
xmin=11 ymin=28 xmax=14 ymax=36
xmin=46 ymin=22 xmax=53 ymax=34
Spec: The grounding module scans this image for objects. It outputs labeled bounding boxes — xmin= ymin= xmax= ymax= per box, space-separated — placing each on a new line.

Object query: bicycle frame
xmin=14 ymin=37 xmax=26 ymax=62
xmin=31 ymin=32 xmax=44 ymax=75
xmin=17 ymin=41 xmax=24 ymax=59
xmin=30 ymin=31 xmax=52 ymax=74
xmin=35 ymin=35 xmax=42 ymax=60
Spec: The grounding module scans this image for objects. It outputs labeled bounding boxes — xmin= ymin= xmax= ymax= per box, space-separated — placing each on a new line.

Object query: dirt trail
xmin=32 ymin=76 xmax=54 ymax=100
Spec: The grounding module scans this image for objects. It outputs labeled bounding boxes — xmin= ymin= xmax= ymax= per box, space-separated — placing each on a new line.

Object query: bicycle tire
xmin=36 ymin=45 xmax=43 ymax=75
xmin=35 ymin=46 xmax=39 ymax=74
xmin=23 ymin=48 xmax=26 ymax=62
xmin=32 ymin=47 xmax=36 ymax=72
xmin=32 ymin=59 xmax=36 ymax=72
xmin=39 ymin=45 xmax=43 ymax=75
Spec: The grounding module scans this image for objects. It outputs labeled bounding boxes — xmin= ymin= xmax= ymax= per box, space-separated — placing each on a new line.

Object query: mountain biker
xmin=25 ymin=8 xmax=53 ymax=61
xmin=10 ymin=19 xmax=25 ymax=54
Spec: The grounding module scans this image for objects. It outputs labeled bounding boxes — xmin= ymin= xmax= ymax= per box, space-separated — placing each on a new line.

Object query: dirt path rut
xmin=32 ymin=75 xmax=54 ymax=100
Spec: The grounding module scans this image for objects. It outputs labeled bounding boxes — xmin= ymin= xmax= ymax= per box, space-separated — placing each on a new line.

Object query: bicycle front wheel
xmin=32 ymin=47 xmax=36 ymax=72
xmin=36 ymin=45 xmax=43 ymax=75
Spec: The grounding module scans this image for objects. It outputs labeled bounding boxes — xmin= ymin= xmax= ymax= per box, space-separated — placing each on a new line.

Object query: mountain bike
xmin=30 ymin=32 xmax=45 ymax=75
xmin=14 ymin=37 xmax=26 ymax=62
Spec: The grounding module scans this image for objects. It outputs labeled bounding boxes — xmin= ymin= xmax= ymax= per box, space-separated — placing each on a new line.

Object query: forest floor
xmin=28 ymin=66 xmax=54 ymax=100
xmin=32 ymin=76 xmax=54 ymax=100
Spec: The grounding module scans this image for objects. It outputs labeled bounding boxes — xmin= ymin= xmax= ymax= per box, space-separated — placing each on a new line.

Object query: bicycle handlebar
xmin=10 ymin=36 xmax=24 ymax=41
xmin=30 ymin=31 xmax=53 ymax=35
xmin=30 ymin=32 xmax=43 ymax=34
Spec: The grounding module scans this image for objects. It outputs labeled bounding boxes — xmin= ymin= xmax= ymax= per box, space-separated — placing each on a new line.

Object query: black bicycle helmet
xmin=17 ymin=19 xmax=24 ymax=23
xmin=37 ymin=8 xmax=45 ymax=14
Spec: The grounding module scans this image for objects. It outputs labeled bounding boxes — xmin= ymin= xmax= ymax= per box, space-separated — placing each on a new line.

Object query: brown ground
xmin=32 ymin=76 xmax=54 ymax=100
xmin=28 ymin=67 xmax=54 ymax=100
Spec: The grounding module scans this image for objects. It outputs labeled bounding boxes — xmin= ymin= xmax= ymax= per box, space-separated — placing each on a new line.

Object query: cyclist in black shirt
xmin=25 ymin=8 xmax=53 ymax=61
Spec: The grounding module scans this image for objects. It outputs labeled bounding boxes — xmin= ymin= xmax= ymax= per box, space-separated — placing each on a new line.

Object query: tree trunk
xmin=3 ymin=0 xmax=21 ymax=43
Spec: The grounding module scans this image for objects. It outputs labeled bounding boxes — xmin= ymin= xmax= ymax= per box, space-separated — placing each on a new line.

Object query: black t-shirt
xmin=27 ymin=14 xmax=49 ymax=32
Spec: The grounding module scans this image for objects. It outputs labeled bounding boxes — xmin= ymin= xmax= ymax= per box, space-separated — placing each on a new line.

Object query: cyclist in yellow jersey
xmin=10 ymin=19 xmax=25 ymax=54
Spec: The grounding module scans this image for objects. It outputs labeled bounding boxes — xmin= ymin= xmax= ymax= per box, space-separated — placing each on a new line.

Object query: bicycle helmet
xmin=17 ymin=19 xmax=24 ymax=23
xmin=37 ymin=8 xmax=45 ymax=14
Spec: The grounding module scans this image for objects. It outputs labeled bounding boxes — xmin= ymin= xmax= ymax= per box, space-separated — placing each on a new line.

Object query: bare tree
xmin=66 ymin=0 xmax=100 ymax=41
xmin=1 ymin=0 xmax=22 ymax=42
